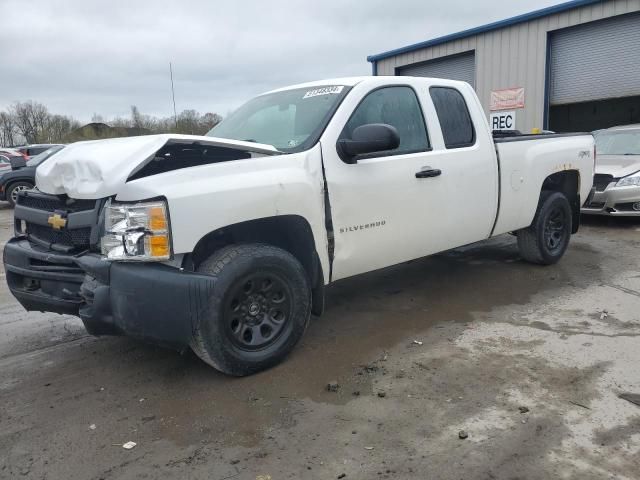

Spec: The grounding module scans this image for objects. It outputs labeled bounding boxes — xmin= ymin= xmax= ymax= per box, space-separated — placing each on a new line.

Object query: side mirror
xmin=337 ymin=123 xmax=400 ymax=163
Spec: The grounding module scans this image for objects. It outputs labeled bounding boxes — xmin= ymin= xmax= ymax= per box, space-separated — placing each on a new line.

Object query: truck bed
xmin=491 ymin=133 xmax=594 ymax=237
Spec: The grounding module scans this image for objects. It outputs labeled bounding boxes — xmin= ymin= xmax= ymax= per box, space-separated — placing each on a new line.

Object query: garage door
xmin=549 ymin=13 xmax=640 ymax=105
xmin=397 ymin=51 xmax=475 ymax=88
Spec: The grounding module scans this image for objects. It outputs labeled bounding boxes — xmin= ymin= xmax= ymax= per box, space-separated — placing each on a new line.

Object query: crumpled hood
xmin=36 ymin=134 xmax=278 ymax=199
xmin=595 ymin=154 xmax=640 ymax=178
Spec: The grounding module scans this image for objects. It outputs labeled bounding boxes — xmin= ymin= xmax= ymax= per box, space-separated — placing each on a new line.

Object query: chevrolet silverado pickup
xmin=4 ymin=77 xmax=595 ymax=375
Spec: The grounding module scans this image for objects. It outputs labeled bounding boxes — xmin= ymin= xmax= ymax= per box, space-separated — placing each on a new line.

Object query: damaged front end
xmin=35 ymin=133 xmax=279 ymax=199
xmin=4 ymin=133 xmax=278 ymax=349
xmin=4 ymin=189 xmax=216 ymax=350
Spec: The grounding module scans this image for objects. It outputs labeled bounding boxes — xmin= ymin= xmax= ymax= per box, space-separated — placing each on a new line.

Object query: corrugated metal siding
xmin=376 ymin=0 xmax=640 ymax=132
xmin=397 ymin=51 xmax=476 ymax=87
xmin=549 ymin=12 xmax=640 ymax=104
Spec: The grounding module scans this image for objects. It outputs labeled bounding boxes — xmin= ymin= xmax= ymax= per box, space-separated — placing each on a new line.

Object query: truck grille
xmin=25 ymin=223 xmax=92 ymax=249
xmin=593 ymin=174 xmax=614 ymax=192
xmin=18 ymin=194 xmax=96 ymax=213
xmin=16 ymin=192 xmax=99 ymax=251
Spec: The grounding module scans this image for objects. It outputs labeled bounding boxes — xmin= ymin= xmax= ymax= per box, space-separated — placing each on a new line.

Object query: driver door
xmin=321 ymin=85 xmax=441 ymax=280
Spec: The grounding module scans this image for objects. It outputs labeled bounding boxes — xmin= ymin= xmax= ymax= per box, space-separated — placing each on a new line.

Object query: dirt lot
xmin=1 ymin=202 xmax=639 ymax=480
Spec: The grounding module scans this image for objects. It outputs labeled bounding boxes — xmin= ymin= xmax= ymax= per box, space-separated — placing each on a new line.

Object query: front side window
xmin=340 ymin=86 xmax=430 ymax=158
xmin=208 ymin=85 xmax=349 ymax=152
xmin=430 ymin=87 xmax=475 ymax=148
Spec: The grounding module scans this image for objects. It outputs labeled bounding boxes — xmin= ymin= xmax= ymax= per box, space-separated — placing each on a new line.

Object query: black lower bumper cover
xmin=3 ymin=238 xmax=215 ymax=350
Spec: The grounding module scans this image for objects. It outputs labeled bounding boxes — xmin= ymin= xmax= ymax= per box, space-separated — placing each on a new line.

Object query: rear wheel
xmin=7 ymin=181 xmax=33 ymax=207
xmin=517 ymin=191 xmax=572 ymax=265
xmin=191 ymin=244 xmax=311 ymax=376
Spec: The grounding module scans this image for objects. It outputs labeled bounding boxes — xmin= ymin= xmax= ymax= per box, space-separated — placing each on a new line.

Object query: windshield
xmin=595 ymin=130 xmax=640 ymax=155
xmin=26 ymin=145 xmax=64 ymax=167
xmin=207 ymin=85 xmax=350 ymax=152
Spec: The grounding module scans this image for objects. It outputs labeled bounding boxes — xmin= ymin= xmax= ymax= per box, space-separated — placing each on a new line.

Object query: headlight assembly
xmin=101 ymin=200 xmax=171 ymax=261
xmin=616 ymin=171 xmax=640 ymax=187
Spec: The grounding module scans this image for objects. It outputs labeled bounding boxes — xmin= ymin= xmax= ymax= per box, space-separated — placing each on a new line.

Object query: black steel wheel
xmin=192 ymin=243 xmax=311 ymax=376
xmin=518 ymin=191 xmax=572 ymax=265
xmin=543 ymin=205 xmax=568 ymax=254
xmin=224 ymin=272 xmax=292 ymax=350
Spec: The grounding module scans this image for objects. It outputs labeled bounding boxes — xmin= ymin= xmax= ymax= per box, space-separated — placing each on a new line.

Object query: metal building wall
xmin=550 ymin=12 xmax=640 ymax=104
xmin=397 ymin=52 xmax=476 ymax=87
xmin=375 ymin=0 xmax=640 ymax=132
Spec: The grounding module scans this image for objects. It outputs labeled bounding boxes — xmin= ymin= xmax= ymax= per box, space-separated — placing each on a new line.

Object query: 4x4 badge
xmin=47 ymin=213 xmax=67 ymax=230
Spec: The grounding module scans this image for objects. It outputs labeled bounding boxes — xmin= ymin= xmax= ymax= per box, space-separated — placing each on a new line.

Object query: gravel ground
xmin=1 ymin=201 xmax=639 ymax=480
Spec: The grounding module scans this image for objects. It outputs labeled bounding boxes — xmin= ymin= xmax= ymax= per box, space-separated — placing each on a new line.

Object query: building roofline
xmin=367 ymin=0 xmax=605 ymax=63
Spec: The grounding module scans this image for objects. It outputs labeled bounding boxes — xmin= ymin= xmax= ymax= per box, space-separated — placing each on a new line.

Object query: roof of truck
xmin=262 ymin=75 xmax=469 ymax=96
xmin=264 ymin=77 xmax=368 ymax=95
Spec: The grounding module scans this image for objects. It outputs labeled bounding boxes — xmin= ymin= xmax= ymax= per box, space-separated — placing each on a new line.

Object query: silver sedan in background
xmin=582 ymin=124 xmax=640 ymax=216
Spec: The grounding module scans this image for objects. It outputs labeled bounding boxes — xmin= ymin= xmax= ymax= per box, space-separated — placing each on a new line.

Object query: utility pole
xmin=169 ymin=62 xmax=178 ymax=129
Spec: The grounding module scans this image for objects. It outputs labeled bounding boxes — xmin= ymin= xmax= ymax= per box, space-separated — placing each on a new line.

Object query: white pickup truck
xmin=4 ymin=77 xmax=594 ymax=375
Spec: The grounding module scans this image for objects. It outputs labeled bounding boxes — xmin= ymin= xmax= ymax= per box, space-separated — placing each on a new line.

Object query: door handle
xmin=415 ymin=167 xmax=442 ymax=178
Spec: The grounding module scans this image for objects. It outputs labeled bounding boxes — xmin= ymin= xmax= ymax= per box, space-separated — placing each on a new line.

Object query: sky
xmin=0 ymin=0 xmax=563 ymax=123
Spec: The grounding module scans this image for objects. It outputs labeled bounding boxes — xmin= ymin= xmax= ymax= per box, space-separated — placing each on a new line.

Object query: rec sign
xmin=490 ymin=110 xmax=516 ymax=130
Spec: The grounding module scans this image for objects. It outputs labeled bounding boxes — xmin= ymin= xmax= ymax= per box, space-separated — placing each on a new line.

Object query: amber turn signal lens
xmin=149 ymin=206 xmax=168 ymax=230
xmin=149 ymin=235 xmax=170 ymax=257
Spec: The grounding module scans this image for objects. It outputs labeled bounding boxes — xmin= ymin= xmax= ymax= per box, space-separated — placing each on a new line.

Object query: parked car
xmin=0 ymin=154 xmax=13 ymax=173
xmin=582 ymin=124 xmax=640 ymax=216
xmin=0 ymin=148 xmax=28 ymax=169
xmin=0 ymin=145 xmax=65 ymax=206
xmin=4 ymin=77 xmax=594 ymax=375
xmin=14 ymin=144 xmax=64 ymax=159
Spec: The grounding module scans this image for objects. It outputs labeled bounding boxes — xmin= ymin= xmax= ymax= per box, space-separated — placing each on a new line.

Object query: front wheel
xmin=191 ymin=244 xmax=311 ymax=376
xmin=517 ymin=191 xmax=572 ymax=265
xmin=7 ymin=181 xmax=33 ymax=207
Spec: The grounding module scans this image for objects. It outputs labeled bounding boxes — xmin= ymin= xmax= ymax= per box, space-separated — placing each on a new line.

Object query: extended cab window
xmin=341 ymin=86 xmax=429 ymax=158
xmin=430 ymin=87 xmax=475 ymax=148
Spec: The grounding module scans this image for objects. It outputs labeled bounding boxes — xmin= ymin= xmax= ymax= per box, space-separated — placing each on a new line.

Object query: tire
xmin=6 ymin=181 xmax=33 ymax=207
xmin=191 ymin=243 xmax=311 ymax=376
xmin=517 ymin=191 xmax=572 ymax=265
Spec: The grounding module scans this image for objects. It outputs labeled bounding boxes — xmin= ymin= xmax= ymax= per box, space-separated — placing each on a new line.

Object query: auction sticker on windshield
xmin=303 ymin=86 xmax=344 ymax=99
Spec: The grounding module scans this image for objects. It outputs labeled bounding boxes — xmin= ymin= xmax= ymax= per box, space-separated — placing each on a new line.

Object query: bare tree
xmin=1 ymin=101 xmax=223 ymax=145
xmin=11 ymin=101 xmax=50 ymax=143
xmin=46 ymin=115 xmax=80 ymax=143
xmin=200 ymin=112 xmax=222 ymax=132
xmin=0 ymin=111 xmax=16 ymax=147
xmin=130 ymin=105 xmax=143 ymax=129
xmin=176 ymin=109 xmax=200 ymax=135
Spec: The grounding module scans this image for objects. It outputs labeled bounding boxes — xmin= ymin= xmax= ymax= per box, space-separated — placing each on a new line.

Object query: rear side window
xmin=341 ymin=86 xmax=430 ymax=157
xmin=29 ymin=147 xmax=47 ymax=156
xmin=430 ymin=87 xmax=475 ymax=148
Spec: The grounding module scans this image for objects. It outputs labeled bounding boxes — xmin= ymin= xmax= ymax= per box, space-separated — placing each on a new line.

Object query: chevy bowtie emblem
xmin=47 ymin=213 xmax=67 ymax=230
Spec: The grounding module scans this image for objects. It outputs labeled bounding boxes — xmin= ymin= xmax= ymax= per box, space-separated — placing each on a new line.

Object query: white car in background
xmin=583 ymin=124 xmax=640 ymax=216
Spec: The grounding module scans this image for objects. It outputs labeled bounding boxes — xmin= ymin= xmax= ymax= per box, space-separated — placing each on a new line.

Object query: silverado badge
xmin=47 ymin=213 xmax=67 ymax=230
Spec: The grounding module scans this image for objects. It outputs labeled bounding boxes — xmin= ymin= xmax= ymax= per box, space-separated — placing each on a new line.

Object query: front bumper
xmin=581 ymin=184 xmax=640 ymax=217
xmin=3 ymin=238 xmax=215 ymax=350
